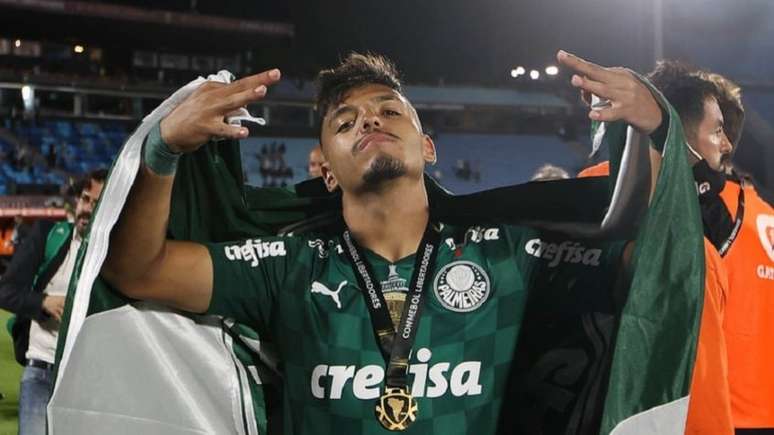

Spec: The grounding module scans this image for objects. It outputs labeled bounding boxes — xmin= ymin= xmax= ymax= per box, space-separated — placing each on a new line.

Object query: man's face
xmin=74 ymin=179 xmax=104 ymax=237
xmin=308 ymin=146 xmax=324 ymax=178
xmin=319 ymin=84 xmax=435 ymax=193
xmin=693 ymin=97 xmax=733 ymax=172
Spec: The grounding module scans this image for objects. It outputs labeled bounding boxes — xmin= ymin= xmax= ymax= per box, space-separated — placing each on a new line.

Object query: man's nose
xmin=720 ymin=133 xmax=733 ymax=154
xmin=361 ymin=110 xmax=382 ymax=131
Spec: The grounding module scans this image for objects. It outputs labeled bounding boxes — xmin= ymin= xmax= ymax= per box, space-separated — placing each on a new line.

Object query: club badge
xmin=433 ymin=261 xmax=490 ymax=312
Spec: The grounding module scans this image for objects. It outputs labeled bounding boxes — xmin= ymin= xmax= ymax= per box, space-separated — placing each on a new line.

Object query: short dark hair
xmin=315 ymin=52 xmax=403 ymax=122
xmin=647 ymin=60 xmax=718 ymax=141
xmin=73 ymin=168 xmax=108 ymax=196
xmin=698 ymin=71 xmax=744 ymax=146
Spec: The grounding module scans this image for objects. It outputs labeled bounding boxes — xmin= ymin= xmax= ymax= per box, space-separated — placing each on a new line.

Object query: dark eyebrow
xmin=326 ymin=94 xmax=402 ymax=128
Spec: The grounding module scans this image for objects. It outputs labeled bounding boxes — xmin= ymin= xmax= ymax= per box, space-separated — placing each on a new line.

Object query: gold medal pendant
xmin=375 ymin=386 xmax=418 ymax=431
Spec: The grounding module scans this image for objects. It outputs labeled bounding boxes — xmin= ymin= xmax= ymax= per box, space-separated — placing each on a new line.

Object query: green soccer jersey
xmin=206 ymin=223 xmax=624 ymax=435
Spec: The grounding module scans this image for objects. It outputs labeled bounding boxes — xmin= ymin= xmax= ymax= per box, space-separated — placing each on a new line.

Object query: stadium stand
xmin=239 ymin=133 xmax=586 ymax=193
xmin=0 ymin=119 xmax=124 ymax=193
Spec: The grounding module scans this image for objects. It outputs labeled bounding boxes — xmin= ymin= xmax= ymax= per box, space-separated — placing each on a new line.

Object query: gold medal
xmin=375 ymin=386 xmax=418 ymax=431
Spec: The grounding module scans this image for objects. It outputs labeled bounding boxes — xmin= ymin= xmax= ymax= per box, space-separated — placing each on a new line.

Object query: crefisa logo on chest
xmin=433 ymin=261 xmax=490 ymax=312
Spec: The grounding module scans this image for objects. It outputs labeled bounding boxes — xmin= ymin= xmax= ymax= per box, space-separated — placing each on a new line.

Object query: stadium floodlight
xmin=21 ymin=85 xmax=34 ymax=112
xmin=530 ymin=70 xmax=540 ymax=80
xmin=14 ymin=39 xmax=21 ymax=48
xmin=510 ymin=66 xmax=526 ymax=78
xmin=74 ymin=45 xmax=85 ymax=54
xmin=545 ymin=65 xmax=559 ymax=76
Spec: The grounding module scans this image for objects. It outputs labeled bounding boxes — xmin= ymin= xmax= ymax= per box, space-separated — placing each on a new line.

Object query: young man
xmin=693 ymin=66 xmax=774 ymax=433
xmin=102 ymin=51 xmax=663 ymax=434
xmin=578 ymin=146 xmax=734 ymax=434
xmin=649 ymin=62 xmax=774 ymax=433
xmin=0 ymin=169 xmax=106 ymax=435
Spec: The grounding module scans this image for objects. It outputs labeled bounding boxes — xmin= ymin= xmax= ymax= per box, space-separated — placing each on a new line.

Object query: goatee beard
xmin=362 ymin=155 xmax=407 ymax=189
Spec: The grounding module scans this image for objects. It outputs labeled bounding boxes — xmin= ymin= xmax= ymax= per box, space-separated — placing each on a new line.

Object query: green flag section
xmin=600 ymin=85 xmax=704 ymax=434
xmin=49 ymin=73 xmax=702 ymax=435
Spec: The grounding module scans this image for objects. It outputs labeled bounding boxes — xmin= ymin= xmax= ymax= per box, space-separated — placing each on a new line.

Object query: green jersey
xmin=206 ymin=223 xmax=624 ymax=435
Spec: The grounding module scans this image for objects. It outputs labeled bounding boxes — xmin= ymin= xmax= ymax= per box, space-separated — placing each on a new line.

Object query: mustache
xmin=352 ymin=130 xmax=401 ymax=154
xmin=720 ymin=154 xmax=733 ymax=169
xmin=76 ymin=212 xmax=91 ymax=222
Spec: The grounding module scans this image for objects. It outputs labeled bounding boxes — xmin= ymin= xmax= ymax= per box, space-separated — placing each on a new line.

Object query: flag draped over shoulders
xmin=49 ymin=73 xmax=703 ymax=435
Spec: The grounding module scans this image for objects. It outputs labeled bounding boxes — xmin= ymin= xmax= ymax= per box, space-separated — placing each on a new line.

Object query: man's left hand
xmin=557 ymin=50 xmax=662 ymax=135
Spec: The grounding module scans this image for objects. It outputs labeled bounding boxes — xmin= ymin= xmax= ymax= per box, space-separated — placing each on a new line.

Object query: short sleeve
xmin=205 ymin=237 xmax=294 ymax=330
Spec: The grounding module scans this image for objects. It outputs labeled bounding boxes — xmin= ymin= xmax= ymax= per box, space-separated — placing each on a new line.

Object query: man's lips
xmin=355 ymin=132 xmax=398 ymax=152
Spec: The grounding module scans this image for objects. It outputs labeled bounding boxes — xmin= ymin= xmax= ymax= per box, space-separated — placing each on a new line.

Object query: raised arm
xmin=557 ymin=50 xmax=664 ymax=199
xmin=101 ymin=69 xmax=281 ymax=313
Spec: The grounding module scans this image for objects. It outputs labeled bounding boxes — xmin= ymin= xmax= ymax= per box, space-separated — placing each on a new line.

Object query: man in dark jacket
xmin=0 ymin=169 xmax=105 ymax=435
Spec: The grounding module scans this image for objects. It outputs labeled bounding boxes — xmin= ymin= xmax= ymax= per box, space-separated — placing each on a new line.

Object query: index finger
xmin=220 ymin=68 xmax=282 ymax=95
xmin=557 ymin=50 xmax=614 ymax=83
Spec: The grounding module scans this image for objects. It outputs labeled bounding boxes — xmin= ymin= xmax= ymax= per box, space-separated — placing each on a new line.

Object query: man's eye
xmin=337 ymin=120 xmax=354 ymax=133
xmin=383 ymin=109 xmax=400 ymax=117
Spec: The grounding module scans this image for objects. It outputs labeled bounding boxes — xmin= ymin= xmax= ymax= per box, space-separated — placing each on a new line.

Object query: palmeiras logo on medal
xmin=433 ymin=261 xmax=490 ymax=312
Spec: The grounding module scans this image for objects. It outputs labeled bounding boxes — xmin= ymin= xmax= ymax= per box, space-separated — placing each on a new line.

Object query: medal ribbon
xmin=342 ymin=222 xmax=441 ymax=389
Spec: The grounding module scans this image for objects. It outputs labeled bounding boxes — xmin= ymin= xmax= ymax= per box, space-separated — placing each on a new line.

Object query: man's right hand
xmin=160 ymin=68 xmax=281 ymax=153
xmin=42 ymin=295 xmax=65 ymax=322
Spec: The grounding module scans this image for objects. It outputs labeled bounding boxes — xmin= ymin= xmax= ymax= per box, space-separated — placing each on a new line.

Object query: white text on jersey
xmin=224 ymin=239 xmax=287 ymax=267
xmin=310 ymin=348 xmax=482 ymax=400
xmin=524 ymin=238 xmax=602 ymax=267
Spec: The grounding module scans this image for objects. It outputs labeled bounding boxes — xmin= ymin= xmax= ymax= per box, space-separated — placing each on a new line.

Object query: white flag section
xmin=48 ymin=71 xmax=264 ymax=435
xmin=50 ymin=304 xmax=259 ymax=435
xmin=609 ymin=397 xmax=689 ymax=435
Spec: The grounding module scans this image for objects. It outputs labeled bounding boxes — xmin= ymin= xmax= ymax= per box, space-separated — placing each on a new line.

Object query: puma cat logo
xmin=311 ymin=281 xmax=347 ymax=309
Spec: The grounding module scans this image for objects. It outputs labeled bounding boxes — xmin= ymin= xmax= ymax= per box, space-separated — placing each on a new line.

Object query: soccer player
xmin=102 ymin=51 xmax=664 ymax=434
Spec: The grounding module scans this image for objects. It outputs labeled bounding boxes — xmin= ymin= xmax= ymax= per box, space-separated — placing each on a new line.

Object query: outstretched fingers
xmin=570 ymin=74 xmax=613 ymax=100
xmin=214 ymin=68 xmax=282 ymax=111
xmin=557 ymin=50 xmax=614 ymax=84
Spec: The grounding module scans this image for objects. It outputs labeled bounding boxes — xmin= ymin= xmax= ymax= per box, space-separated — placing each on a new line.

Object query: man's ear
xmin=422 ymin=134 xmax=437 ymax=165
xmin=320 ymin=162 xmax=339 ymax=192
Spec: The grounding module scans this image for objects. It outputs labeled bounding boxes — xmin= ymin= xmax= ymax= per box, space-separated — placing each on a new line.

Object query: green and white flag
xmin=49 ymin=72 xmax=282 ymax=435
xmin=598 ymin=90 xmax=704 ymax=434
xmin=49 ymin=74 xmax=703 ymax=435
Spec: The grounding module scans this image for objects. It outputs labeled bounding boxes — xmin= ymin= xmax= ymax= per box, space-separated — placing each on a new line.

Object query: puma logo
xmin=311 ymin=281 xmax=347 ymax=309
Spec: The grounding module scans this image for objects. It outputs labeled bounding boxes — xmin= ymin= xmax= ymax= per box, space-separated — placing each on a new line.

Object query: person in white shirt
xmin=0 ymin=169 xmax=105 ymax=435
